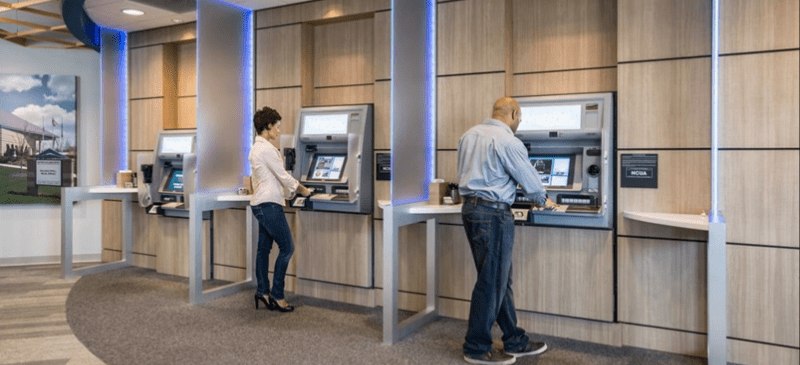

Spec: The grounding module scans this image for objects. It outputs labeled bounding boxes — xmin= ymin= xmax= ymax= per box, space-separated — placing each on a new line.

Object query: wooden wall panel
xmin=374 ymin=289 xmax=427 ymax=312
xmin=437 ymin=223 xmax=476 ymax=300
xmin=374 ymin=81 xmax=390 ymax=150
xmin=514 ymin=227 xmax=614 ymax=321
xmin=295 ymin=211 xmax=371 ymax=287
xmin=212 ymin=209 xmax=247 ymax=269
xmin=129 ymin=46 xmax=165 ymax=99
xmin=512 ymin=0 xmax=616 ymax=73
xmin=176 ymin=97 xmax=196 ymax=129
xmin=129 ymin=22 xmax=196 ymax=48
xmin=129 ymin=99 xmax=163 ymax=151
xmin=618 ymin=237 xmax=706 ymax=331
xmin=102 ymin=201 xmax=161 ymax=269
xmin=729 ymin=338 xmax=800 ymax=365
xmin=435 ymin=150 xmax=458 ymax=185
xmin=617 ymin=150 xmax=710 ymax=241
xmin=720 ymin=51 xmax=800 ymax=149
xmin=437 ymin=0 xmax=505 ymax=75
xmin=721 ymin=0 xmax=800 ymax=53
xmin=373 ymin=10 xmax=391 ymax=81
xmin=721 ymin=151 xmax=800 ymax=247
xmin=516 ymin=310 xmax=622 ymax=347
xmin=301 ymin=24 xmax=315 ymax=107
xmin=313 ymin=85 xmax=373 ymax=106
xmin=101 ymin=200 xmax=122 ymax=252
xmin=256 ymin=25 xmax=303 ymax=89
xmin=256 ymin=88 xmax=302 ymax=140
xmin=314 ymin=18 xmax=373 ymax=87
xmin=512 ymin=68 xmax=617 ymax=97
xmin=622 ymin=324 xmax=706 ymax=357
xmin=728 ymin=245 xmax=800 ymax=347
xmin=295 ymin=279 xmax=375 ymax=307
xmin=155 ymin=218 xmax=210 ymax=278
xmin=437 ymin=73 xmax=505 ymax=149
xmin=617 ymin=0 xmax=710 ymax=61
xmin=373 ymin=179 xmax=389 ymax=220
xmin=177 ymin=41 xmax=196 ymax=97
xmin=102 ymin=249 xmax=121 ymax=262
xmin=257 ymin=0 xmax=390 ymax=28
xmin=131 ymin=206 xmax=158 ymax=257
xmin=373 ymin=221 xmax=427 ymax=292
xmin=618 ymin=58 xmax=710 ymax=149
xmin=213 ymin=265 xmax=246 ymax=283
xmin=433 ymin=151 xmax=462 ymax=225
xmin=161 ymin=44 xmax=178 ymax=130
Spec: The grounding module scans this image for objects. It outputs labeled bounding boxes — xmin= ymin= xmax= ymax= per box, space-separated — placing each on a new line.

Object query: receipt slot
xmin=514 ymin=93 xmax=614 ymax=229
xmin=292 ymin=105 xmax=373 ymax=214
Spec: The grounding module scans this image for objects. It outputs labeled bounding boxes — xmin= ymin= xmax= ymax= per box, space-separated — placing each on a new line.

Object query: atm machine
xmin=289 ymin=105 xmax=373 ymax=214
xmin=514 ymin=93 xmax=614 ymax=229
xmin=138 ymin=130 xmax=199 ymax=218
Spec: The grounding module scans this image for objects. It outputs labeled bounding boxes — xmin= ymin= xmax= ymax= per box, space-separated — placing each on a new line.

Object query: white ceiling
xmin=84 ymin=0 xmax=307 ymax=32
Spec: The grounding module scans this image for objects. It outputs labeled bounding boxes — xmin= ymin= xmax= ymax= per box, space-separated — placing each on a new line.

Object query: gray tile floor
xmin=0 ymin=264 xmax=103 ymax=365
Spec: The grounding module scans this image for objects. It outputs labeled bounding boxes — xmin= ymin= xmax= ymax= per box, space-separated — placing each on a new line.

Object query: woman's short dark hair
xmin=253 ymin=106 xmax=282 ymax=135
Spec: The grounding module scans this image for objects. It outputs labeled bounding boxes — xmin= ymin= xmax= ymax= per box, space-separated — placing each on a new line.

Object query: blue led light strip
xmin=99 ymin=28 xmax=128 ymax=182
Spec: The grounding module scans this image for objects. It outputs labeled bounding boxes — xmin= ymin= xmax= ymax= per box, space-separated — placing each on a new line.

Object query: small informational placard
xmin=621 ymin=154 xmax=658 ymax=188
xmin=36 ymin=160 xmax=62 ymax=186
xmin=376 ymin=153 xmax=391 ymax=180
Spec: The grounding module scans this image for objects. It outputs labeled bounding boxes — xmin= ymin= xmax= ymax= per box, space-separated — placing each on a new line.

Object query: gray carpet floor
xmin=66 ymin=267 xmax=707 ymax=365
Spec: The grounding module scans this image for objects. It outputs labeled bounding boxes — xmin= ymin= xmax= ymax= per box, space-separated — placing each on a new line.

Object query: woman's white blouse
xmin=249 ymin=136 xmax=299 ymax=206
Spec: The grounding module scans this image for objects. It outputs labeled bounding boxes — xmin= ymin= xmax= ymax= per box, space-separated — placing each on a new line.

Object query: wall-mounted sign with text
xmin=620 ymin=153 xmax=658 ymax=188
xmin=376 ymin=153 xmax=391 ymax=181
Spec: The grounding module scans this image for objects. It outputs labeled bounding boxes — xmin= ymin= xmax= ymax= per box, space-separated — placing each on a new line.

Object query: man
xmin=457 ymin=97 xmax=552 ymax=365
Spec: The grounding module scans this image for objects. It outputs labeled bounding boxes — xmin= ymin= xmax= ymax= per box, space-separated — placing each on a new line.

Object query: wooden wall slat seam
xmin=617 ymin=321 xmax=707 ymax=336
xmin=256 ymin=86 xmax=303 ymax=91
xmin=513 ymin=65 xmax=618 ymax=76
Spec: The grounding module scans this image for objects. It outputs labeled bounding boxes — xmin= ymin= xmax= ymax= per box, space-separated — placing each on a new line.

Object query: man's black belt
xmin=464 ymin=196 xmax=511 ymax=211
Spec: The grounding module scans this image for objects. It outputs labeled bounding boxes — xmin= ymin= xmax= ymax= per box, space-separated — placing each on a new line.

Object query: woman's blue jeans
xmin=251 ymin=202 xmax=294 ymax=300
xmin=461 ymin=200 xmax=529 ymax=356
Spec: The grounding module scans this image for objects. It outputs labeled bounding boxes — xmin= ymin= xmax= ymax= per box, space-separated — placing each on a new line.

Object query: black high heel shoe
xmin=254 ymin=294 xmax=274 ymax=310
xmin=268 ymin=295 xmax=295 ymax=312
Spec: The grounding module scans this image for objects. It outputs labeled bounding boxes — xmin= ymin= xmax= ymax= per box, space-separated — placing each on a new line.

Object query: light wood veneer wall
xmin=616 ymin=1 xmax=799 ymax=363
xmin=103 ymin=23 xmax=244 ymax=282
xmin=103 ymin=0 xmax=797 ymax=362
xmin=253 ymin=0 xmax=390 ymax=305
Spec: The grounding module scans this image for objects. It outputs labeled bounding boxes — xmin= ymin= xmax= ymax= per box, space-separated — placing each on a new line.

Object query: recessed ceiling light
xmin=121 ymin=9 xmax=144 ymax=16
xmin=172 ymin=18 xmax=182 ymax=23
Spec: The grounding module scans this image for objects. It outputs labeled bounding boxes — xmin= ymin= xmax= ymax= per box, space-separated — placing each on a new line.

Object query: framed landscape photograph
xmin=0 ymin=74 xmax=77 ymax=204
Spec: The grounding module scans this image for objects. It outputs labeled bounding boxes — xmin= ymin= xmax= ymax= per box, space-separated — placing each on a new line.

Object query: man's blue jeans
xmin=461 ymin=200 xmax=529 ymax=356
xmin=251 ymin=202 xmax=294 ymax=300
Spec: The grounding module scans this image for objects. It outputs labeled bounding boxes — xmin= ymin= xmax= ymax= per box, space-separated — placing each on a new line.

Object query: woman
xmin=249 ymin=106 xmax=311 ymax=312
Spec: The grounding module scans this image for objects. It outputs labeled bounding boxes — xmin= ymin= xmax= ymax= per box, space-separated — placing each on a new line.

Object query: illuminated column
xmin=390 ymin=0 xmax=436 ymax=204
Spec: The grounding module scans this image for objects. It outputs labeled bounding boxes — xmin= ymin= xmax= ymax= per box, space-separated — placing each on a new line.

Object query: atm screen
xmin=529 ymin=155 xmax=574 ymax=187
xmin=307 ymin=154 xmax=347 ymax=181
xmin=162 ymin=169 xmax=184 ymax=193
xmin=302 ymin=113 xmax=349 ymax=135
xmin=159 ymin=135 xmax=194 ymax=155
xmin=518 ymin=104 xmax=582 ymax=131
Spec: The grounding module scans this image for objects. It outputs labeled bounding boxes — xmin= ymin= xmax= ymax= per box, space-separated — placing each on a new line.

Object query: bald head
xmin=491 ymin=97 xmax=522 ymax=132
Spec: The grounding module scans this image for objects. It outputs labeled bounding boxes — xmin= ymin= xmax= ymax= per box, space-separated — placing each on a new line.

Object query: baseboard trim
xmin=0 ymin=254 xmax=101 ymax=267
